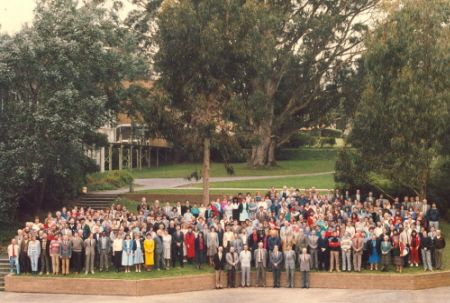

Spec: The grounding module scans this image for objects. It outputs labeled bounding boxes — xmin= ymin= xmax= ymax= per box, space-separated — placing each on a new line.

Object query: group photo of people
xmin=7 ymin=186 xmax=446 ymax=289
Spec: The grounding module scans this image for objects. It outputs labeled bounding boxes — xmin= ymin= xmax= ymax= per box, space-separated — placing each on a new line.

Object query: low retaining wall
xmin=6 ymin=271 xmax=450 ymax=295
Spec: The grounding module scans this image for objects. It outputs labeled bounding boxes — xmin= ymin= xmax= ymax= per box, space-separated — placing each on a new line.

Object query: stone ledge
xmin=5 ymin=271 xmax=450 ymax=296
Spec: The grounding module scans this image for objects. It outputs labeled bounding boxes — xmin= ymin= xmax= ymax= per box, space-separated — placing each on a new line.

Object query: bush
xmin=318 ymin=137 xmax=337 ymax=148
xmin=321 ymin=129 xmax=343 ymax=138
xmin=86 ymin=170 xmax=134 ymax=192
xmin=282 ymin=133 xmax=311 ymax=148
xmin=308 ymin=136 xmax=319 ymax=147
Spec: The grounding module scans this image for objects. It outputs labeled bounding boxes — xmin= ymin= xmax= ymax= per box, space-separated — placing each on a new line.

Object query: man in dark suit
xmin=270 ymin=245 xmax=283 ymax=288
xmin=172 ymin=225 xmax=184 ymax=268
xmin=213 ymin=246 xmax=226 ymax=289
xmin=318 ymin=231 xmax=329 ymax=271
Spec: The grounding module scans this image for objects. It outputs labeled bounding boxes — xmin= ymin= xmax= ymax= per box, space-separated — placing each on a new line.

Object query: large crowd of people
xmin=7 ymin=186 xmax=446 ymax=289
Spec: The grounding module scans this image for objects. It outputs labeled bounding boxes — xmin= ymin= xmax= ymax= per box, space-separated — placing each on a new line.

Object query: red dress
xmin=185 ymin=232 xmax=196 ymax=258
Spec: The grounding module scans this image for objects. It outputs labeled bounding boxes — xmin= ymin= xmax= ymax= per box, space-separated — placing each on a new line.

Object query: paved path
xmin=2 ymin=286 xmax=450 ymax=302
xmin=98 ymin=171 xmax=334 ymax=194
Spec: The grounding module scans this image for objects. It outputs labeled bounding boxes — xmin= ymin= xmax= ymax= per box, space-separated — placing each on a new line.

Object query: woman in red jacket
xmin=409 ymin=230 xmax=421 ymax=266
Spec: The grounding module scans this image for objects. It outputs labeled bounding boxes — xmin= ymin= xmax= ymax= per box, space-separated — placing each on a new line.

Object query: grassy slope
xmin=130 ymin=148 xmax=337 ymax=179
xmin=187 ymin=173 xmax=334 ymax=189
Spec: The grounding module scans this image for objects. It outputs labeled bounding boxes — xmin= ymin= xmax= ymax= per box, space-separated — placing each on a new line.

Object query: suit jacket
xmin=172 ymin=231 xmax=184 ymax=245
xmin=15 ymin=236 xmax=24 ymax=255
xmin=256 ymin=211 xmax=268 ymax=222
xmin=281 ymin=235 xmax=295 ymax=252
xmin=284 ymin=250 xmax=296 ymax=269
xmin=352 ymin=238 xmax=364 ymax=255
xmin=213 ymin=252 xmax=226 ymax=270
xmin=308 ymin=235 xmax=319 ymax=249
xmin=299 ymin=254 xmax=311 ymax=271
xmin=230 ymin=238 xmax=243 ymax=253
xmin=84 ymin=238 xmax=96 ymax=255
xmin=225 ymin=251 xmax=239 ymax=270
xmin=254 ymin=248 xmax=267 ymax=268
xmin=270 ymin=250 xmax=283 ymax=268
xmin=97 ymin=236 xmax=111 ymax=253
xmin=231 ymin=225 xmax=242 ymax=235
xmin=295 ymin=234 xmax=309 ymax=254
xmin=60 ymin=241 xmax=72 ymax=259
xmin=420 ymin=204 xmax=431 ymax=215
xmin=153 ymin=235 xmax=164 ymax=254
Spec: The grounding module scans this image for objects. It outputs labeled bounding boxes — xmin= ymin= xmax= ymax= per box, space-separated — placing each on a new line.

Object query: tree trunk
xmin=202 ymin=137 xmax=210 ymax=205
xmin=250 ymin=123 xmax=277 ymax=167
xmin=36 ymin=172 xmax=48 ymax=214
xmin=419 ymin=165 xmax=431 ymax=199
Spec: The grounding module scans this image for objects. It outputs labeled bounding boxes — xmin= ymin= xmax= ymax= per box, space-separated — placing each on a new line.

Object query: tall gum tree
xmin=244 ymin=0 xmax=379 ymax=167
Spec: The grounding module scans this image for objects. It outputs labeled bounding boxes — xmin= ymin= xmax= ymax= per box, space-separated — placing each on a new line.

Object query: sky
xmin=0 ymin=0 xmax=36 ymax=33
xmin=0 ymin=0 xmax=136 ymax=34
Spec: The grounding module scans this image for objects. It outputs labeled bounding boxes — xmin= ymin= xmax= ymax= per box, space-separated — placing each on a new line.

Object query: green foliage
xmin=281 ymin=133 xmax=311 ymax=149
xmin=318 ymin=138 xmax=337 ymax=148
xmin=86 ymin=170 xmax=134 ymax=192
xmin=240 ymin=0 xmax=376 ymax=166
xmin=308 ymin=137 xmax=320 ymax=147
xmin=341 ymin=0 xmax=450 ymax=198
xmin=0 ymin=0 xmax=146 ymax=223
xmin=321 ymin=129 xmax=343 ymax=139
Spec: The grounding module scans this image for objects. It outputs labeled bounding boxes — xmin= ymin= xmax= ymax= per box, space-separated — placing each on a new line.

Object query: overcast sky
xmin=0 ymin=0 xmax=36 ymax=33
xmin=0 ymin=0 xmax=136 ymax=34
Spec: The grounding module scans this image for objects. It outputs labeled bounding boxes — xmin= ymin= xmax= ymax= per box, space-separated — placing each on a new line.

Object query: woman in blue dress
xmin=248 ymin=198 xmax=257 ymax=217
xmin=239 ymin=198 xmax=250 ymax=222
xmin=133 ymin=233 xmax=144 ymax=272
xmin=368 ymin=234 xmax=381 ymax=270
xmin=122 ymin=234 xmax=134 ymax=273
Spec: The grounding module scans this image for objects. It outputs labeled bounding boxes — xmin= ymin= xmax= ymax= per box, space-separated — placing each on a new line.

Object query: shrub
xmin=86 ymin=170 xmax=134 ymax=192
xmin=280 ymin=133 xmax=312 ymax=149
xmin=321 ymin=129 xmax=343 ymax=138
xmin=308 ymin=136 xmax=319 ymax=147
xmin=318 ymin=137 xmax=337 ymax=148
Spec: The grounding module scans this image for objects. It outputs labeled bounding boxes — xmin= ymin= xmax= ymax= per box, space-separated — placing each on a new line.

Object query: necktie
xmin=91 ymin=239 xmax=93 ymax=246
xmin=259 ymin=249 xmax=262 ymax=262
xmin=232 ymin=253 xmax=235 ymax=262
xmin=276 ymin=251 xmax=278 ymax=259
xmin=12 ymin=244 xmax=15 ymax=258
xmin=303 ymin=255 xmax=305 ymax=262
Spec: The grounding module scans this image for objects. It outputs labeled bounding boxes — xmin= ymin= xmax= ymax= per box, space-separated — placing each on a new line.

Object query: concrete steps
xmin=0 ymin=259 xmax=9 ymax=291
xmin=74 ymin=194 xmax=118 ymax=210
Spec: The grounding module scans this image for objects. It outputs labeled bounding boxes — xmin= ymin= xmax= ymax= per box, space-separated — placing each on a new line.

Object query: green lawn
xmin=129 ymin=148 xmax=337 ymax=179
xmin=31 ymin=262 xmax=215 ymax=280
xmin=187 ymin=173 xmax=334 ymax=189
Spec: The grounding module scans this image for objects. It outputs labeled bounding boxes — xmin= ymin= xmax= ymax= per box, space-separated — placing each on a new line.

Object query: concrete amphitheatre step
xmin=0 ymin=259 xmax=9 ymax=291
xmin=73 ymin=194 xmax=118 ymax=209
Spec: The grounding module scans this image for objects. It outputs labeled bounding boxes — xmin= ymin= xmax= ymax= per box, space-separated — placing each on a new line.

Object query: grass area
xmin=30 ymin=263 xmax=215 ymax=280
xmin=129 ymin=148 xmax=337 ymax=179
xmin=188 ymin=173 xmax=335 ymax=189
